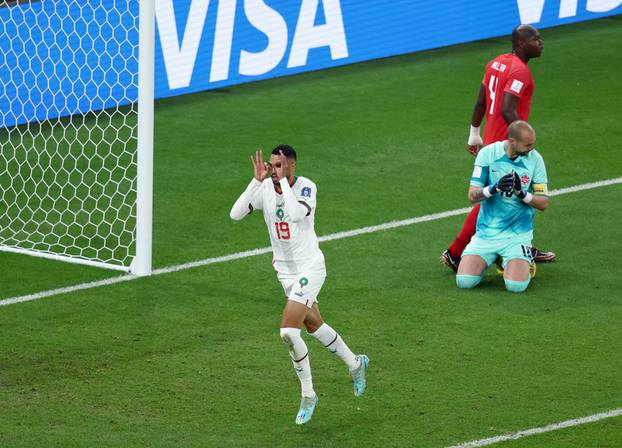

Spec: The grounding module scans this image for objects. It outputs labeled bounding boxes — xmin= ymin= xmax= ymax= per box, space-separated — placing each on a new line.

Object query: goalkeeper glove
xmin=512 ymin=171 xmax=533 ymax=203
xmin=512 ymin=171 xmax=525 ymax=199
xmin=483 ymin=173 xmax=514 ymax=197
xmin=496 ymin=173 xmax=515 ymax=193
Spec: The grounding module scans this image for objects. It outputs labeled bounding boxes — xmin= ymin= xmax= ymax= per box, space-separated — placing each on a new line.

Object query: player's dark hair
xmin=272 ymin=144 xmax=297 ymax=160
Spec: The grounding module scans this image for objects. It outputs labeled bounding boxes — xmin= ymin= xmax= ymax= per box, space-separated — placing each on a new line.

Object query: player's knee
xmin=504 ymin=278 xmax=530 ymax=293
xmin=456 ymin=274 xmax=482 ymax=289
xmin=304 ymin=321 xmax=322 ymax=334
xmin=280 ymin=327 xmax=301 ymax=345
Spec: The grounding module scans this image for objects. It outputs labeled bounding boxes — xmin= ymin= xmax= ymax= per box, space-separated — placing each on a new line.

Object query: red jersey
xmin=481 ymin=53 xmax=535 ymax=145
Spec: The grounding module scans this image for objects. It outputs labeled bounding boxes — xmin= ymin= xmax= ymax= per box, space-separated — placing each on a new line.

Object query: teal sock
xmin=456 ymin=274 xmax=482 ymax=289
xmin=504 ymin=277 xmax=531 ymax=293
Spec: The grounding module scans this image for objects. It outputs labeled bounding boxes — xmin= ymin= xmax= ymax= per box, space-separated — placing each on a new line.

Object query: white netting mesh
xmin=0 ymin=0 xmax=139 ymax=269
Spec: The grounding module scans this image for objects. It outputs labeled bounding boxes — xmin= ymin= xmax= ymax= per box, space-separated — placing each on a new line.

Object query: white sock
xmin=280 ymin=327 xmax=314 ymax=397
xmin=310 ymin=323 xmax=359 ymax=371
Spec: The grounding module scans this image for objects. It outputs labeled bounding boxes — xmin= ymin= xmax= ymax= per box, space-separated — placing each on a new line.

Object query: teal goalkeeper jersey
xmin=470 ymin=141 xmax=548 ymax=240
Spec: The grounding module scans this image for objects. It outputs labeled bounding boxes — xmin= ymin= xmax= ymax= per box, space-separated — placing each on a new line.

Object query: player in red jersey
xmin=441 ymin=25 xmax=556 ymax=272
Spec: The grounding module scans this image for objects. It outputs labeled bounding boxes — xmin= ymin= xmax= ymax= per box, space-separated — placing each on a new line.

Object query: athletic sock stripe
xmin=324 ymin=333 xmax=339 ymax=348
xmin=293 ymin=352 xmax=309 ymax=363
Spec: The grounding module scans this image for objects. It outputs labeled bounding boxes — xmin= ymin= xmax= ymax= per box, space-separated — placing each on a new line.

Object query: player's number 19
xmin=275 ymin=222 xmax=291 ymax=240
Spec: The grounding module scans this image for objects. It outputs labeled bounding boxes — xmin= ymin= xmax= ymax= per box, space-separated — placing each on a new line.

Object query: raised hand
xmin=251 ymin=150 xmax=271 ymax=181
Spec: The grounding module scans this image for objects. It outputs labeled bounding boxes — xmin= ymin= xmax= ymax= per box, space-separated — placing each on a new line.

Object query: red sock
xmin=449 ymin=203 xmax=480 ymax=257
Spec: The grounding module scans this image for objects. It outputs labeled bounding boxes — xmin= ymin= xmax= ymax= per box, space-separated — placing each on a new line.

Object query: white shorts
xmin=277 ymin=272 xmax=326 ymax=308
xmin=275 ymin=251 xmax=326 ymax=308
xmin=275 ymin=252 xmax=326 ymax=308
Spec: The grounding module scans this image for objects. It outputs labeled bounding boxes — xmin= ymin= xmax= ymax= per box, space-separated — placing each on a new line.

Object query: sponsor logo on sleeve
xmin=472 ymin=166 xmax=482 ymax=178
xmin=510 ymin=79 xmax=524 ymax=94
xmin=521 ymin=174 xmax=530 ymax=185
xmin=301 ymin=187 xmax=312 ymax=197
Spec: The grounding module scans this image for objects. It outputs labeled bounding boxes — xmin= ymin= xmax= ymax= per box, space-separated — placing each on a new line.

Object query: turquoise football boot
xmin=350 ymin=354 xmax=369 ymax=397
xmin=295 ymin=394 xmax=318 ymax=425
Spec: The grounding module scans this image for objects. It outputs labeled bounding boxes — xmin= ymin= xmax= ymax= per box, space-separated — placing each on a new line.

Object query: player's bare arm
xmin=526 ymin=195 xmax=548 ymax=210
xmin=468 ymin=186 xmax=488 ymax=203
xmin=471 ymin=85 xmax=486 ymax=128
xmin=501 ymin=93 xmax=521 ymax=124
xmin=467 ymin=85 xmax=487 ymax=155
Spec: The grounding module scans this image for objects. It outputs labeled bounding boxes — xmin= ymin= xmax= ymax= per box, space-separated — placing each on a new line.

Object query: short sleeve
xmin=297 ymin=180 xmax=317 ymax=210
xmin=481 ymin=60 xmax=493 ymax=86
xmin=503 ymin=65 xmax=531 ymax=98
xmin=531 ymin=153 xmax=548 ymax=196
xmin=470 ymin=149 xmax=491 ymax=188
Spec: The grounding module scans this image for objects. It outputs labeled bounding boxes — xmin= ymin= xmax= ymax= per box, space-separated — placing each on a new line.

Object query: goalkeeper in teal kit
xmin=456 ymin=121 xmax=549 ymax=293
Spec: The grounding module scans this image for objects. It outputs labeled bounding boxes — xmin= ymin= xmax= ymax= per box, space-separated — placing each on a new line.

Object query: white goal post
xmin=0 ymin=0 xmax=154 ymax=275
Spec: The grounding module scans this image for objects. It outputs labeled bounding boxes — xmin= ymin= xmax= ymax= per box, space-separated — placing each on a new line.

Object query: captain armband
xmin=532 ymin=184 xmax=548 ymax=196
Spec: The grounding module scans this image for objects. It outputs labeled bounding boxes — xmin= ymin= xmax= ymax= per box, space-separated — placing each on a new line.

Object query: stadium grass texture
xmin=1 ymin=16 xmax=621 ymax=448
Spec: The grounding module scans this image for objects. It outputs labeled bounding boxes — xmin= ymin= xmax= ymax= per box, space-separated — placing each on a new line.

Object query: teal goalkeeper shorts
xmin=463 ymin=235 xmax=534 ymax=268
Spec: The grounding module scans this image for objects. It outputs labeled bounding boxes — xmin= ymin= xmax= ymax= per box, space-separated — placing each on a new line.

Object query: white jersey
xmin=250 ymin=176 xmax=324 ymax=275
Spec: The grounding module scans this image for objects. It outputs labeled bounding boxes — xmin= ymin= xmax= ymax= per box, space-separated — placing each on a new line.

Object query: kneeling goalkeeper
xmin=456 ymin=121 xmax=549 ymax=293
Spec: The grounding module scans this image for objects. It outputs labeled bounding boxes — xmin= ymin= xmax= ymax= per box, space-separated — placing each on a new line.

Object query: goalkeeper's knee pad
xmin=504 ymin=277 xmax=530 ymax=293
xmin=456 ymin=274 xmax=482 ymax=289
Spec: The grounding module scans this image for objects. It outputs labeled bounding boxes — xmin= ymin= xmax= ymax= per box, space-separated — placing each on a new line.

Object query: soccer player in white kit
xmin=230 ymin=145 xmax=369 ymax=425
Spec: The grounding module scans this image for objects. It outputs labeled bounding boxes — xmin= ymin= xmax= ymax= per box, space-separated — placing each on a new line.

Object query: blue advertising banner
xmin=153 ymin=0 xmax=622 ymax=98
xmin=2 ymin=0 xmax=621 ymax=128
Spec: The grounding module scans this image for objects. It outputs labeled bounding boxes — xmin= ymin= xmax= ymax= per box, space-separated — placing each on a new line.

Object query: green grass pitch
xmin=1 ymin=16 xmax=622 ymax=448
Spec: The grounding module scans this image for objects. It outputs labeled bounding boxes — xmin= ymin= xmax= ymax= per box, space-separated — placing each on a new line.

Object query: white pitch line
xmin=0 ymin=275 xmax=137 ymax=306
xmin=1 ymin=176 xmax=621 ymax=307
xmin=548 ymin=176 xmax=622 ymax=196
xmin=446 ymin=408 xmax=622 ymax=448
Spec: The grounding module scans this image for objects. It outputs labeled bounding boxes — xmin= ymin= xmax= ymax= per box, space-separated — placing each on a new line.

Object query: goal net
xmin=0 ymin=0 xmax=153 ymax=274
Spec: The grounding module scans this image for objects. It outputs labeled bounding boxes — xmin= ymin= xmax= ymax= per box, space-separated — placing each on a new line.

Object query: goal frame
xmin=0 ymin=0 xmax=154 ymax=276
